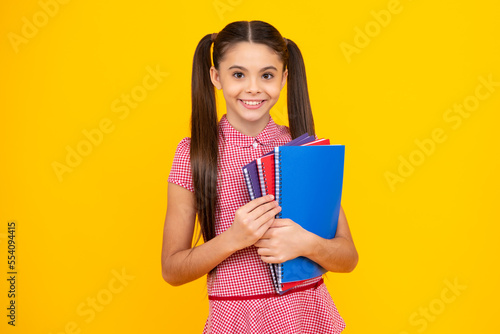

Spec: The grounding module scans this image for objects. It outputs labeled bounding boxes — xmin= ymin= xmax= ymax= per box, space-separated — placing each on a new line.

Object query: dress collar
xmin=219 ymin=114 xmax=280 ymax=148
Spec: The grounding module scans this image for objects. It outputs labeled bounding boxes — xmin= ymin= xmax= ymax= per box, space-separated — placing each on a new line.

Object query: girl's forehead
xmin=221 ymin=42 xmax=283 ymax=67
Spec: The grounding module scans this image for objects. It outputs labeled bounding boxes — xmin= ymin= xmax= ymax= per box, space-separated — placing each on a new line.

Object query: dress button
xmin=253 ymin=141 xmax=259 ymax=148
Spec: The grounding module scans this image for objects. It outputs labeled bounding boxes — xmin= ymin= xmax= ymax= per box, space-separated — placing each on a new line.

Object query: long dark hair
xmin=190 ymin=20 xmax=315 ymax=246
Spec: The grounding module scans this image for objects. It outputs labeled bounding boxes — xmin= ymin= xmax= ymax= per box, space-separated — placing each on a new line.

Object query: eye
xmin=262 ymin=72 xmax=274 ymax=80
xmin=233 ymin=72 xmax=244 ymax=79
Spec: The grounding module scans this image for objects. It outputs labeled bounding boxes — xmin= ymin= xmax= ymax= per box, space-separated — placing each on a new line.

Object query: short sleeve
xmin=167 ymin=137 xmax=194 ymax=193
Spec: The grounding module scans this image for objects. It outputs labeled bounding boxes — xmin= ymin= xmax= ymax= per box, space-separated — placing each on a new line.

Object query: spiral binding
xmin=243 ymin=168 xmax=255 ymax=200
xmin=275 ymin=147 xmax=284 ymax=290
xmin=277 ymin=152 xmax=283 ymax=218
xmin=274 ymin=147 xmax=281 ymax=217
xmin=280 ymin=263 xmax=284 ymax=278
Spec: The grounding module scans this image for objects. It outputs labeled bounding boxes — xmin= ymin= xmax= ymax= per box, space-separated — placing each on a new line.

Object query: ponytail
xmin=285 ymin=38 xmax=316 ymax=139
xmin=190 ymin=34 xmax=218 ymax=245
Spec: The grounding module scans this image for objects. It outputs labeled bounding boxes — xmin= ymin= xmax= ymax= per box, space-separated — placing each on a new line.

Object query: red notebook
xmin=256 ymin=154 xmax=275 ymax=197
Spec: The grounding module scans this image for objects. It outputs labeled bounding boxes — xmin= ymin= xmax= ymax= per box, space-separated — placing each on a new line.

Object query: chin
xmin=240 ymin=110 xmax=270 ymax=122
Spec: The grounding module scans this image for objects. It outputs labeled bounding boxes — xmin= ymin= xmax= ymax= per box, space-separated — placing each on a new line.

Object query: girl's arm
xmin=161 ymin=183 xmax=282 ymax=286
xmin=254 ymin=206 xmax=358 ymax=273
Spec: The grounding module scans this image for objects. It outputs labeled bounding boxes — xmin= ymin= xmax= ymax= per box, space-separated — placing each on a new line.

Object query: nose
xmin=245 ymin=76 xmax=261 ymax=94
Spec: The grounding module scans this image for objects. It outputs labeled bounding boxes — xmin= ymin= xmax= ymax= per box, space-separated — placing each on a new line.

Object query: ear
xmin=280 ymin=68 xmax=288 ymax=90
xmin=210 ymin=66 xmax=222 ymax=90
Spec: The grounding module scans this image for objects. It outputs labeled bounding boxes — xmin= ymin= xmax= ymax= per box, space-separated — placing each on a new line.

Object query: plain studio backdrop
xmin=1 ymin=0 xmax=499 ymax=333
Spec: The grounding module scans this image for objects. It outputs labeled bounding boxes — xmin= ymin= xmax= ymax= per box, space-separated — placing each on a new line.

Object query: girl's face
xmin=210 ymin=42 xmax=288 ymax=136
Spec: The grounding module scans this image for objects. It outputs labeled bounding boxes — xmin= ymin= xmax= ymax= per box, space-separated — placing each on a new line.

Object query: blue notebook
xmin=273 ymin=145 xmax=345 ymax=293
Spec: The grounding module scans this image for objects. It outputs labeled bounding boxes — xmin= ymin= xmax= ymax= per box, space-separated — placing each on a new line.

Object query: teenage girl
xmin=162 ymin=20 xmax=358 ymax=333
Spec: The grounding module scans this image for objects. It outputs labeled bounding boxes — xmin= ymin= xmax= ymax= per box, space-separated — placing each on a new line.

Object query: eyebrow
xmin=227 ymin=65 xmax=278 ymax=72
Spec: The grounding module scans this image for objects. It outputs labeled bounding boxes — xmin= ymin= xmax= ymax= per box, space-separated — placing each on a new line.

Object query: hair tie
xmin=211 ymin=33 xmax=218 ymax=42
xmin=284 ymin=37 xmax=288 ymax=46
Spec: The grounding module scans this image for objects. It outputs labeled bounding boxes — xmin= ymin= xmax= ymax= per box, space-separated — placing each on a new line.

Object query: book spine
xmin=242 ymin=167 xmax=255 ymax=200
xmin=256 ymin=158 xmax=267 ymax=196
xmin=274 ymin=147 xmax=282 ymax=217
xmin=274 ymin=146 xmax=284 ymax=292
xmin=269 ymin=263 xmax=279 ymax=293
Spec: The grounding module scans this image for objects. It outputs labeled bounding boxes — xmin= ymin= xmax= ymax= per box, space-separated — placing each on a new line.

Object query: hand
xmin=225 ymin=195 xmax=282 ymax=252
xmin=254 ymin=218 xmax=312 ymax=263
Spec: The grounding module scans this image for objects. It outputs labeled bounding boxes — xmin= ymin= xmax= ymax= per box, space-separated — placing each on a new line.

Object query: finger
xmin=259 ymin=227 xmax=275 ymax=239
xmin=270 ymin=218 xmax=290 ymax=228
xmin=247 ymin=201 xmax=279 ymax=222
xmin=255 ymin=206 xmax=282 ymax=231
xmin=260 ymin=255 xmax=280 ymax=264
xmin=256 ymin=247 xmax=273 ymax=256
xmin=248 ymin=198 xmax=278 ymax=217
xmin=254 ymin=217 xmax=274 ymax=238
xmin=254 ymin=239 xmax=270 ymax=248
xmin=258 ymin=231 xmax=270 ymax=240
xmin=243 ymin=194 xmax=275 ymax=213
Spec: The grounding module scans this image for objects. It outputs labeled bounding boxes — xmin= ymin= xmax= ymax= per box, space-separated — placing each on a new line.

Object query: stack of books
xmin=242 ymin=134 xmax=345 ymax=293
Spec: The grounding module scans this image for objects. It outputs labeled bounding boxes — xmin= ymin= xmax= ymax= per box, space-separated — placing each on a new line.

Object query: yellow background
xmin=1 ymin=0 xmax=499 ymax=333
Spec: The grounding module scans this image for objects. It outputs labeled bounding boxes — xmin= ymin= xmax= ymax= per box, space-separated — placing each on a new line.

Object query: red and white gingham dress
xmin=168 ymin=114 xmax=346 ymax=333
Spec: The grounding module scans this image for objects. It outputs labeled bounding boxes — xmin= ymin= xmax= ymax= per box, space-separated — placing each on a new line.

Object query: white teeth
xmin=241 ymin=100 xmax=263 ymax=106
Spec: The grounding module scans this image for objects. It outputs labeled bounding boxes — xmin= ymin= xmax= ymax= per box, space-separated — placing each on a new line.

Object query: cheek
xmin=221 ymin=80 xmax=243 ymax=98
xmin=222 ymin=86 xmax=241 ymax=101
xmin=268 ymin=84 xmax=284 ymax=98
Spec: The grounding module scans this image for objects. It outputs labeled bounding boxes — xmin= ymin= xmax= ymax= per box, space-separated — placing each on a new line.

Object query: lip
xmin=239 ymin=99 xmax=265 ymax=110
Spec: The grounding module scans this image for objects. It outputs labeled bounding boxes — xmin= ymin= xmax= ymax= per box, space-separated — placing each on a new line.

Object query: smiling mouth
xmin=240 ymin=100 xmax=265 ymax=106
